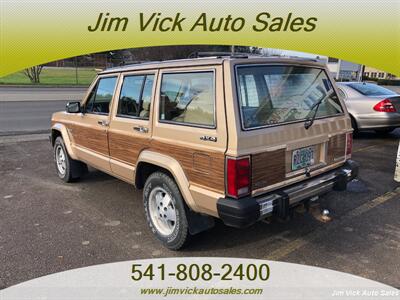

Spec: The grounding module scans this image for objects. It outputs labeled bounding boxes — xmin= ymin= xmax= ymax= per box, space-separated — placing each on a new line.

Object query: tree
xmin=24 ymin=66 xmax=44 ymax=84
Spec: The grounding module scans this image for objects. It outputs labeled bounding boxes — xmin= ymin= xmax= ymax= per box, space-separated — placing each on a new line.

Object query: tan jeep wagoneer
xmin=51 ymin=55 xmax=358 ymax=249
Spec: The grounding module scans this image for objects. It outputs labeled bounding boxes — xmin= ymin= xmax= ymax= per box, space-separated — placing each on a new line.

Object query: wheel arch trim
xmin=135 ymin=150 xmax=198 ymax=212
xmin=51 ymin=123 xmax=78 ymax=160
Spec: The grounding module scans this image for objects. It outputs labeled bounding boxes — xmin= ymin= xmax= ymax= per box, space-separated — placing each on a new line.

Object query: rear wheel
xmin=350 ymin=116 xmax=359 ymax=135
xmin=375 ymin=128 xmax=394 ymax=135
xmin=143 ymin=171 xmax=190 ymax=250
xmin=54 ymin=137 xmax=86 ymax=182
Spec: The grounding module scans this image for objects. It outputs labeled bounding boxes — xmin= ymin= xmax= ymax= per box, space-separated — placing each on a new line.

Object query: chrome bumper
xmin=257 ymin=160 xmax=358 ymax=218
xmin=217 ymin=160 xmax=358 ymax=228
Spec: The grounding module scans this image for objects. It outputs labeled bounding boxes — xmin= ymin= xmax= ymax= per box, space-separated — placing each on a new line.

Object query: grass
xmin=0 ymin=67 xmax=98 ymax=86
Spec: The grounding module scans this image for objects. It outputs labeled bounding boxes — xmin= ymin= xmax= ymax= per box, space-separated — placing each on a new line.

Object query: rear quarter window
xmin=159 ymin=71 xmax=215 ymax=127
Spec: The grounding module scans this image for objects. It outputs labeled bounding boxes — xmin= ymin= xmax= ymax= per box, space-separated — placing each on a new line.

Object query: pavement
xmin=0 ymin=101 xmax=68 ymax=135
xmin=0 ymin=86 xmax=86 ymax=102
xmin=386 ymin=86 xmax=400 ymax=94
xmin=0 ymin=131 xmax=399 ymax=289
xmin=0 ymin=86 xmax=86 ymax=135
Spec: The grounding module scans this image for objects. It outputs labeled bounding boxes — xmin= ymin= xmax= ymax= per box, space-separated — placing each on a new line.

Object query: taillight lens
xmin=373 ymin=99 xmax=396 ymax=112
xmin=346 ymin=133 xmax=353 ymax=157
xmin=226 ymin=156 xmax=251 ymax=198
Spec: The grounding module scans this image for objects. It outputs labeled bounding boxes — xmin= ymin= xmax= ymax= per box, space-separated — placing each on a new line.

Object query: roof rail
xmin=188 ymin=51 xmax=250 ymax=59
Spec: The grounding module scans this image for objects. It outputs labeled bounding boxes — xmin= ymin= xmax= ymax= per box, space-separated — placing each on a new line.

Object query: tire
xmin=375 ymin=128 xmax=394 ymax=135
xmin=350 ymin=116 xmax=359 ymax=135
xmin=53 ymin=136 xmax=86 ymax=182
xmin=143 ymin=171 xmax=190 ymax=250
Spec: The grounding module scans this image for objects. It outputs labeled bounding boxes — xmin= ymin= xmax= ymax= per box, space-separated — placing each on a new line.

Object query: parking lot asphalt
xmin=0 ymin=131 xmax=399 ymax=289
xmin=0 ymin=87 xmax=86 ymax=102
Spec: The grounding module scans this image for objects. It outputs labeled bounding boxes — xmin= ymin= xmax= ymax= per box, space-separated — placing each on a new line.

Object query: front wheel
xmin=143 ymin=172 xmax=190 ymax=250
xmin=54 ymin=137 xmax=86 ymax=182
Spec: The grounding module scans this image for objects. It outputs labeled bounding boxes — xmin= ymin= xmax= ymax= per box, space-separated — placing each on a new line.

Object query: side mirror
xmin=66 ymin=101 xmax=81 ymax=113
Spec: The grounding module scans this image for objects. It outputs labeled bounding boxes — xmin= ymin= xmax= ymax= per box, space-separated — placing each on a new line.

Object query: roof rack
xmin=282 ymin=55 xmax=319 ymax=62
xmin=188 ymin=51 xmax=251 ymax=59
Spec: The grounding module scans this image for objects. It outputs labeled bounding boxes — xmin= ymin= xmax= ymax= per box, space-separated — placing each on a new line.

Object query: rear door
xmin=108 ymin=70 xmax=157 ymax=182
xmin=228 ymin=62 xmax=351 ymax=196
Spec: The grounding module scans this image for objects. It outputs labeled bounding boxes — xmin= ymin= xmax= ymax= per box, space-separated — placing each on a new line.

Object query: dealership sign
xmin=1 ymin=258 xmax=398 ymax=300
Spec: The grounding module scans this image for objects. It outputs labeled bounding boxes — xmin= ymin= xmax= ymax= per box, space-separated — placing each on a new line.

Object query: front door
xmin=70 ymin=75 xmax=118 ymax=172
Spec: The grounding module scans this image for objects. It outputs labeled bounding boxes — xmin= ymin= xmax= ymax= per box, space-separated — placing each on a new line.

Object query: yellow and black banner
xmin=1 ymin=0 xmax=399 ymax=76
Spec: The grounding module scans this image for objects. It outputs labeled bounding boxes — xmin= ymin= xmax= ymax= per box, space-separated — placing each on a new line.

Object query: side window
xmin=159 ymin=72 xmax=215 ymax=127
xmin=117 ymin=74 xmax=154 ymax=119
xmin=85 ymin=77 xmax=117 ymax=114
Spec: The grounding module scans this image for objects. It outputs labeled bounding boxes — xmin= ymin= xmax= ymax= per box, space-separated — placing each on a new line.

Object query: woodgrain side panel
xmin=150 ymin=140 xmax=225 ymax=193
xmin=71 ymin=124 xmax=109 ymax=155
xmin=327 ymin=134 xmax=346 ymax=163
xmin=252 ymin=149 xmax=285 ymax=190
xmin=108 ymin=131 xmax=150 ymax=166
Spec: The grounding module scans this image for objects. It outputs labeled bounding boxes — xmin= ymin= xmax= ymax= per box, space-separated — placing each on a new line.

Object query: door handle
xmin=133 ymin=126 xmax=149 ymax=133
xmin=97 ymin=120 xmax=109 ymax=126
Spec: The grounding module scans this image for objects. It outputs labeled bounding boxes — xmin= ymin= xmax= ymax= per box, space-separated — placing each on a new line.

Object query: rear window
xmin=347 ymin=83 xmax=397 ymax=96
xmin=237 ymin=65 xmax=343 ymax=129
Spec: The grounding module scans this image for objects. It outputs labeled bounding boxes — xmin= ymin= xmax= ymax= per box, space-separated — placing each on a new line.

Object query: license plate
xmin=292 ymin=146 xmax=315 ymax=171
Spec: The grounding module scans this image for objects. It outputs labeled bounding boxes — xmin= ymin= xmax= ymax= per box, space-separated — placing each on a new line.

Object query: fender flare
xmin=135 ymin=150 xmax=199 ymax=212
xmin=51 ymin=123 xmax=78 ymax=160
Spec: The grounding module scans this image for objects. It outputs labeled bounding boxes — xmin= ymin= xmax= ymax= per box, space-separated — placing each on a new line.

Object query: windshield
xmin=237 ymin=65 xmax=344 ymax=129
xmin=348 ymin=83 xmax=397 ymax=96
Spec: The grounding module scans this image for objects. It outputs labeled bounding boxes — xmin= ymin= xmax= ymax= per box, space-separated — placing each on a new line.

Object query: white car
xmin=337 ymin=82 xmax=400 ymax=134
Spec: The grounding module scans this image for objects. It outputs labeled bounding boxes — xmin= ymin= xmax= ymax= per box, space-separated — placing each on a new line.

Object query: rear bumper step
xmin=217 ymin=160 xmax=359 ymax=228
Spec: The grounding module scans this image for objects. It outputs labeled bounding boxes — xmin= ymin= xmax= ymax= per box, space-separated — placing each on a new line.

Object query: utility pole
xmin=357 ymin=65 xmax=365 ymax=82
xmin=74 ymin=56 xmax=78 ymax=85
xmin=231 ymin=45 xmax=235 ymax=55
xmin=336 ymin=59 xmax=342 ymax=81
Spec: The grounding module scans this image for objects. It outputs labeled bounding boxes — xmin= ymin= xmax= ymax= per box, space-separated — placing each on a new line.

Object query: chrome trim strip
xmin=255 ymin=166 xmax=353 ymax=217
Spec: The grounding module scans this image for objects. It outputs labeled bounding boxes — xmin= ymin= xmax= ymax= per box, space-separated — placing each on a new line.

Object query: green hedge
xmin=377 ymin=79 xmax=400 ymax=86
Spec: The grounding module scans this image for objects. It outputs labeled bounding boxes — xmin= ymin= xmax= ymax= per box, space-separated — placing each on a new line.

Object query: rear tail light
xmin=226 ymin=156 xmax=251 ymax=198
xmin=373 ymin=99 xmax=396 ymax=112
xmin=346 ymin=133 xmax=353 ymax=157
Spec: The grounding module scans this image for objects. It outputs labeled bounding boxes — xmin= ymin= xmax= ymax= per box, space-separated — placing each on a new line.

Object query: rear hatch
xmin=233 ymin=64 xmax=351 ymax=196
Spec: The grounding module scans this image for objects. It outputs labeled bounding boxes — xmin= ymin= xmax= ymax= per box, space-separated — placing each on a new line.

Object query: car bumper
xmin=358 ymin=113 xmax=400 ymax=129
xmin=217 ymin=160 xmax=359 ymax=228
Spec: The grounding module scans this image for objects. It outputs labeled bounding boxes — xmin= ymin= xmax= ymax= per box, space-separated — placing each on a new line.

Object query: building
xmin=327 ymin=58 xmax=363 ymax=81
xmin=363 ymin=66 xmax=398 ymax=80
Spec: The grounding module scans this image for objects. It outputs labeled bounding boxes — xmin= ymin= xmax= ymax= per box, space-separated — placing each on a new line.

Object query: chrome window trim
xmin=116 ymin=73 xmax=155 ymax=121
xmin=84 ymin=75 xmax=119 ymax=116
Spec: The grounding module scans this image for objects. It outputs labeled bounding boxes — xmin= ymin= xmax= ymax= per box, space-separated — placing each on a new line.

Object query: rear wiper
xmin=304 ymin=90 xmax=333 ymax=130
